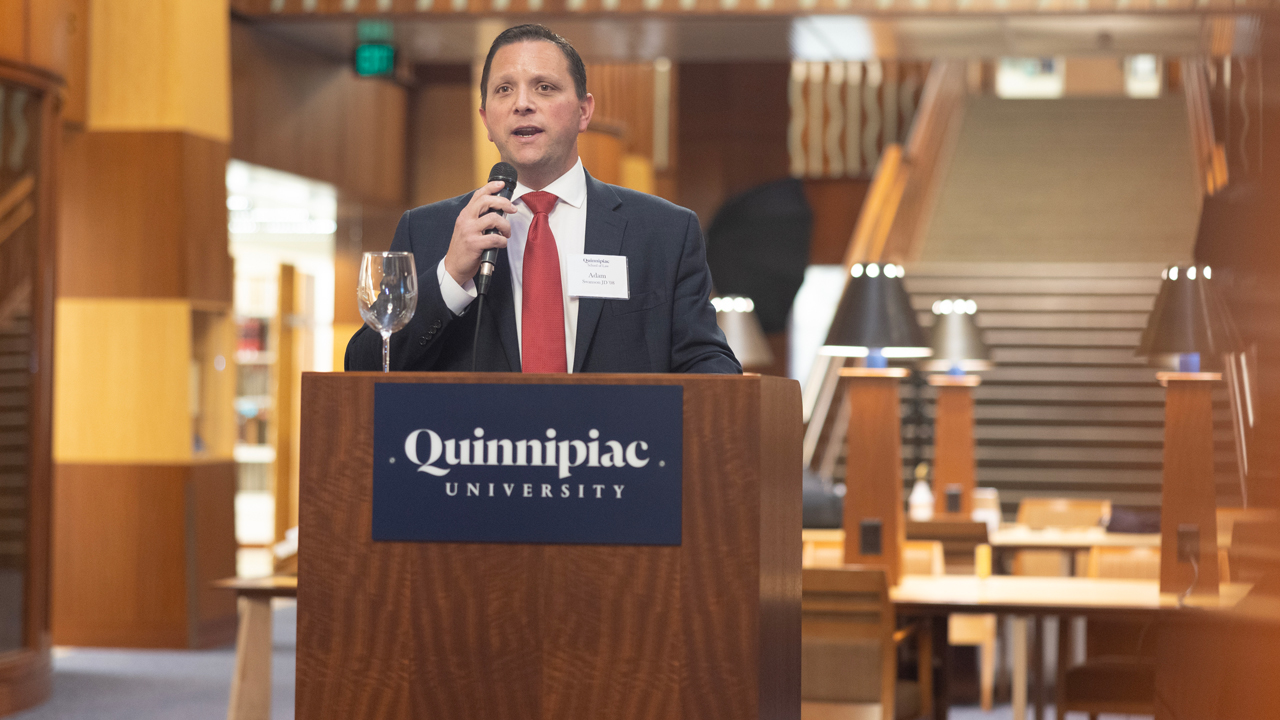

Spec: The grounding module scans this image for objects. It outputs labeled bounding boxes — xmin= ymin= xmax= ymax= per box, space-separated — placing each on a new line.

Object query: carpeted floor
xmin=6 ymin=601 xmax=1150 ymax=720
xmin=11 ymin=602 xmax=296 ymax=720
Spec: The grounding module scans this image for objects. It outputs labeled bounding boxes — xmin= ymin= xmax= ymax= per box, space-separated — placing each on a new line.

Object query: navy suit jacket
xmin=345 ymin=173 xmax=741 ymax=374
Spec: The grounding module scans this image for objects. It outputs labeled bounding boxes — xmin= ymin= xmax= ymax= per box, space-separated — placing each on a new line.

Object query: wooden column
xmin=1157 ymin=372 xmax=1220 ymax=596
xmin=929 ymin=374 xmax=980 ymax=518
xmin=841 ymin=367 xmax=908 ymax=585
xmin=51 ymin=0 xmax=237 ymax=648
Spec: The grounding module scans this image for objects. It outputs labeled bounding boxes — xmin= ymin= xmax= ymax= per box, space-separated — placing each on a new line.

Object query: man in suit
xmin=345 ymin=24 xmax=739 ymax=374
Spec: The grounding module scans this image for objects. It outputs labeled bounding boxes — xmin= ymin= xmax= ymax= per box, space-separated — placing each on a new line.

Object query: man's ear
xmin=577 ymin=93 xmax=595 ymax=133
xmin=480 ymin=106 xmax=494 ymax=143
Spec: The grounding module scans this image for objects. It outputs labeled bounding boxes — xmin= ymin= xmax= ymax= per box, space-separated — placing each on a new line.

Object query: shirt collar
xmin=513 ymin=158 xmax=586 ymax=210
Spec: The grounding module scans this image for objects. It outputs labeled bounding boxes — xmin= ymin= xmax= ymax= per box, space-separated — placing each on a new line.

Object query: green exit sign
xmin=354 ymin=43 xmax=396 ymax=77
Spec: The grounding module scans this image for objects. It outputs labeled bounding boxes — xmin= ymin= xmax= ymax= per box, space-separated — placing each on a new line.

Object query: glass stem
xmin=382 ymin=332 xmax=391 ymax=373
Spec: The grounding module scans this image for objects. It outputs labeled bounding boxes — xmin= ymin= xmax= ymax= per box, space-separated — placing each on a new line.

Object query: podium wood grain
xmin=296 ymin=372 xmax=802 ymax=720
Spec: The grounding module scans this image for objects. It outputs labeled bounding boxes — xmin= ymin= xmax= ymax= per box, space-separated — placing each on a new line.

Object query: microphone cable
xmin=471 ymin=295 xmax=485 ymax=372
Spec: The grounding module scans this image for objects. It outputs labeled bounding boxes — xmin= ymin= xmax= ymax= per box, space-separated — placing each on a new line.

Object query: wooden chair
xmin=802 ymin=566 xmax=933 ymax=720
xmin=1013 ymin=499 xmax=1112 ymax=576
xmin=902 ymin=540 xmax=945 ymax=577
xmin=905 ymin=520 xmax=989 ymax=575
xmin=803 ymin=529 xmax=846 ymax=569
xmin=901 ymin=537 xmax=997 ymax=711
xmin=1217 ymin=508 xmax=1280 ymax=583
xmin=1056 ymin=546 xmax=1159 ymax=719
xmin=1085 ymin=545 xmax=1160 ymax=581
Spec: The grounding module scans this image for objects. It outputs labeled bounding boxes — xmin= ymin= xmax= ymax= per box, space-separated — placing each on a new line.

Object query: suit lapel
xmin=574 ymin=174 xmax=627 ymax=373
xmin=489 ymin=247 xmax=522 ymax=371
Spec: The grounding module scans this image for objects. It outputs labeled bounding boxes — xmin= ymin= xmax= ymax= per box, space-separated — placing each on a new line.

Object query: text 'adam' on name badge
xmin=567 ymin=254 xmax=629 ymax=300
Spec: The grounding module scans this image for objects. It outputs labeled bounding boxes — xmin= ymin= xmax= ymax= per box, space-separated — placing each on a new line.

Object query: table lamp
xmin=922 ymin=299 xmax=991 ymax=518
xmin=1137 ymin=264 xmax=1240 ymax=596
xmin=711 ymin=295 xmax=774 ymax=371
xmin=820 ymin=262 xmax=930 ymax=583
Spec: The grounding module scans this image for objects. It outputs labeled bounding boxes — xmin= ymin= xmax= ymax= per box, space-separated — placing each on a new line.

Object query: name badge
xmin=567 ymin=254 xmax=629 ymax=299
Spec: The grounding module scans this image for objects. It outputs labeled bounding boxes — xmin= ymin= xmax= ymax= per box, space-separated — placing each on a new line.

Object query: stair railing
xmin=802 ymin=59 xmax=969 ymax=475
xmin=1182 ymin=57 xmax=1253 ymax=506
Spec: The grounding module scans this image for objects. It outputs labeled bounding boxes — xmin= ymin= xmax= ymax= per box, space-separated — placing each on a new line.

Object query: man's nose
xmin=513 ymin=86 xmax=535 ymax=112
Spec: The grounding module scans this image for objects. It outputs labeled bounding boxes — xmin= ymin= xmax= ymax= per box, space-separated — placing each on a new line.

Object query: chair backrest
xmin=1216 ymin=507 xmax=1279 ymax=547
xmin=906 ymin=520 xmax=989 ymax=574
xmin=902 ymin=540 xmax=945 ymax=576
xmin=1227 ymin=518 xmax=1280 ymax=584
xmin=1017 ymin=498 xmax=1112 ymax=529
xmin=1083 ymin=546 xmax=1163 ymax=659
xmin=1087 ymin=546 xmax=1161 ymax=580
xmin=803 ymin=538 xmax=846 ymax=568
xmin=801 ymin=566 xmax=896 ymax=712
xmin=802 ymin=566 xmax=892 ymax=640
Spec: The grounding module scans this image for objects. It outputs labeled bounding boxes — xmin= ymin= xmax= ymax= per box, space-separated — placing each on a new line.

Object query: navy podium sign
xmin=372 ymin=383 xmax=683 ymax=545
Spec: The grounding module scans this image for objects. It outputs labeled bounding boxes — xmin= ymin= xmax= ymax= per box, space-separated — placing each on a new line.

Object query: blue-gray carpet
xmin=11 ymin=602 xmax=296 ymax=720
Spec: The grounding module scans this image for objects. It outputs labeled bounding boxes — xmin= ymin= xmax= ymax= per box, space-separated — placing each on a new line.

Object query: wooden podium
xmin=295 ymin=372 xmax=802 ymax=720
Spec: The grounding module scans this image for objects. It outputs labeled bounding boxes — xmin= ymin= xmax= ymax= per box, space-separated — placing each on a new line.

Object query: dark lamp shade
xmin=820 ymin=263 xmax=930 ymax=358
xmin=1136 ymin=264 xmax=1241 ymax=368
xmin=712 ymin=296 xmax=774 ymax=369
xmin=922 ymin=300 xmax=992 ymax=372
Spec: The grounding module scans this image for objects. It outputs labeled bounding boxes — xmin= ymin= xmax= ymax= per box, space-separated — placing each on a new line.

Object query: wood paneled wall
xmin=86 ymin=0 xmax=229 ymax=142
xmin=590 ymin=63 xmax=656 ymax=160
xmin=59 ymin=131 xmax=231 ymax=303
xmin=410 ymin=65 xmax=474 ymax=207
xmin=677 ymin=63 xmax=792 ymax=228
xmin=52 ymin=0 xmax=237 ymax=650
xmin=228 ymin=0 xmax=1275 ymax=15
xmin=0 ymin=0 xmax=75 ymax=79
xmin=230 ymin=20 xmax=407 ymax=206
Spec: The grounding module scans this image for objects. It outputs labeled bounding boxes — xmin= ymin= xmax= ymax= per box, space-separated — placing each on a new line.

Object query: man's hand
xmin=444 ymin=180 xmax=518 ymax=287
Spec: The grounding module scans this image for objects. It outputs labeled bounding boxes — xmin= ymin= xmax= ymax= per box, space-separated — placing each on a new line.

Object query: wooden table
xmin=215 ymin=576 xmax=298 ymax=720
xmin=891 ymin=575 xmax=1249 ymax=720
xmin=988 ymin=526 xmax=1161 ymax=574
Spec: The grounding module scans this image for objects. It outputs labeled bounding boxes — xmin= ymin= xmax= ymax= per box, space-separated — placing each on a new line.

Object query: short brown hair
xmin=479 ymin=24 xmax=587 ymax=110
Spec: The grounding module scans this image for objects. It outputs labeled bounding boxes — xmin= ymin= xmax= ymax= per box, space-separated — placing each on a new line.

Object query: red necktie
xmin=520 ymin=191 xmax=567 ymax=373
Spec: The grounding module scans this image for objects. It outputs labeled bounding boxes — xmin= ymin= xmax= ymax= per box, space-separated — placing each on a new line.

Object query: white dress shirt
xmin=436 ymin=158 xmax=588 ymax=371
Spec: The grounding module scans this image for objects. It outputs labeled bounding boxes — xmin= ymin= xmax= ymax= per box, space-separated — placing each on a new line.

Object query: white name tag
xmin=567 ymin=254 xmax=629 ymax=299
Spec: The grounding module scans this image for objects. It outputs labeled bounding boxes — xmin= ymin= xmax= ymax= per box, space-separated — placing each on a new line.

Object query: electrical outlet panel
xmin=859 ymin=518 xmax=883 ymax=556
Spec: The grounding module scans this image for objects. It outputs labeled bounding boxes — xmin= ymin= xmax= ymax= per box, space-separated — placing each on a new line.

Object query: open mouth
xmin=513 ymin=126 xmax=543 ymax=138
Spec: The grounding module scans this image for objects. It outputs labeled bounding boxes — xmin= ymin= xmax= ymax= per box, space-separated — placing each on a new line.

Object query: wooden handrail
xmin=840 ymin=59 xmax=968 ymax=270
xmin=1182 ymin=58 xmax=1226 ymax=196
xmin=804 ymin=59 xmax=969 ymax=471
xmin=844 ymin=144 xmax=904 ymax=269
xmin=0 ymin=175 xmax=34 ymax=223
xmin=882 ymin=60 xmax=968 ymax=263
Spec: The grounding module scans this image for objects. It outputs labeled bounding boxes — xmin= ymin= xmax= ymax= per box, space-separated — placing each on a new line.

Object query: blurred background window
xmin=996 ymin=57 xmax=1065 ymax=98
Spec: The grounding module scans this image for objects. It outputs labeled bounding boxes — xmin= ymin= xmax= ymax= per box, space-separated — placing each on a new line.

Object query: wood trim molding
xmin=0 ymin=645 xmax=52 ymax=715
xmin=0 ymin=61 xmax=62 ymax=92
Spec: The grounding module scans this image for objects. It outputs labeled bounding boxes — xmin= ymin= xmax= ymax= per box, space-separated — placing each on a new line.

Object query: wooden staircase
xmin=0 ymin=310 xmax=29 ymax=570
xmin=895 ymin=262 xmax=1238 ymax=514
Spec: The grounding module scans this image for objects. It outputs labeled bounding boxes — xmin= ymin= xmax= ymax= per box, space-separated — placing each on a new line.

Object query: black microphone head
xmin=488 ymin=162 xmax=517 ymax=185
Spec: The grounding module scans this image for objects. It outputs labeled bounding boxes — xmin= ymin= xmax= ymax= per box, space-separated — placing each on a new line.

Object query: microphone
xmin=476 ymin=162 xmax=517 ymax=297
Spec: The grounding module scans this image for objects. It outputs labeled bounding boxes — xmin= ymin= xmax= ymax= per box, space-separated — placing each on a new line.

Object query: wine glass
xmin=357 ymin=252 xmax=418 ymax=372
